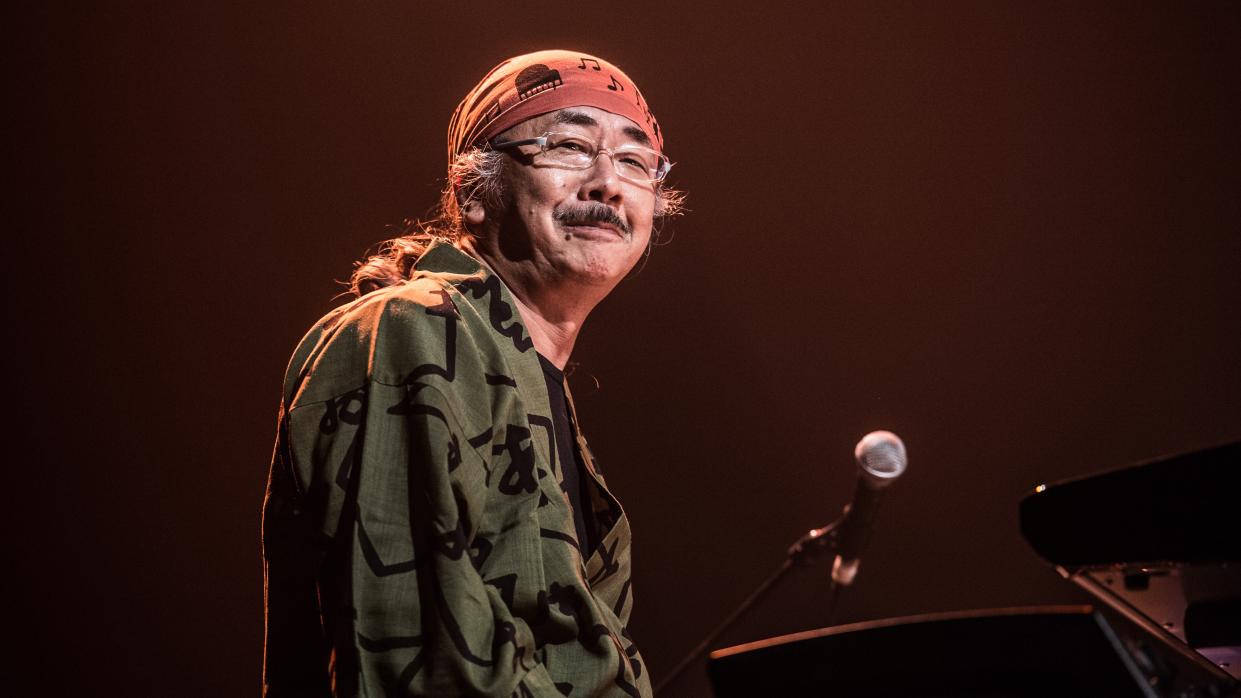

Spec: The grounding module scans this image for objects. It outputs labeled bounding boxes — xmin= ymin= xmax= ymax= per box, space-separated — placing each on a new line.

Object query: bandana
xmin=447 ymin=49 xmax=664 ymax=167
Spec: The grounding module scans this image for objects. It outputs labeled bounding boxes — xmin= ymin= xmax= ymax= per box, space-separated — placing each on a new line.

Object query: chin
xmin=571 ymin=252 xmax=638 ymax=287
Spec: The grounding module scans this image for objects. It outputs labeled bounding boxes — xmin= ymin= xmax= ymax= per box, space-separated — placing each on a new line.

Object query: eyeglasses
xmin=490 ymin=131 xmax=673 ymax=185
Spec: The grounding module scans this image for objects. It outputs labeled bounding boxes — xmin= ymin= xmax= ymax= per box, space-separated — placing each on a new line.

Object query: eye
xmin=550 ymin=136 xmax=592 ymax=153
xmin=615 ymin=149 xmax=656 ymax=174
xmin=618 ymin=156 xmax=649 ymax=172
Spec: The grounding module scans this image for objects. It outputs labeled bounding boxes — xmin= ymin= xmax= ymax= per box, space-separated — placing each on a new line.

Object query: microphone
xmin=830 ymin=430 xmax=908 ymax=586
xmin=657 ymin=431 xmax=908 ymax=693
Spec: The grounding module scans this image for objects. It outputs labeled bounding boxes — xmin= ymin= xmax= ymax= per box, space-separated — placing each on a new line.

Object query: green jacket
xmin=262 ymin=243 xmax=650 ymax=697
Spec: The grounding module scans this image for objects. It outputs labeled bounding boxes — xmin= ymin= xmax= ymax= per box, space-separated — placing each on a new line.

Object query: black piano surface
xmin=1020 ymin=440 xmax=1241 ymax=568
xmin=709 ymin=606 xmax=1163 ymax=698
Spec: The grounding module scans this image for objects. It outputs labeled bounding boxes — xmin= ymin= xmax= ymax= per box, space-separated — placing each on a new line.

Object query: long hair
xmin=348 ymin=147 xmax=686 ymax=297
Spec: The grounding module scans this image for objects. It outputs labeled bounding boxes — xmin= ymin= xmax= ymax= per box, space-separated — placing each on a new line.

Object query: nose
xmin=579 ymin=150 xmax=625 ymax=206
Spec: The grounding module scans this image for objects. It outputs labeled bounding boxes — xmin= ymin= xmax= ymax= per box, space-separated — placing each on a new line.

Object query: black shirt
xmin=537 ymin=353 xmax=598 ymax=555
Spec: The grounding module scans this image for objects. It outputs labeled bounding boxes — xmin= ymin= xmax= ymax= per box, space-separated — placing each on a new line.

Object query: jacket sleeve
xmin=277 ymin=293 xmax=564 ymax=697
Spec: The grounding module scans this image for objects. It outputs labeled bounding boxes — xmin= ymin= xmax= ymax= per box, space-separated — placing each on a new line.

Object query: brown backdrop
xmin=16 ymin=2 xmax=1240 ymax=695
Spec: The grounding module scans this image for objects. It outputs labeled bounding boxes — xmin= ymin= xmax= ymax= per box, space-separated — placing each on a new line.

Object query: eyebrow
xmin=553 ymin=109 xmax=653 ymax=148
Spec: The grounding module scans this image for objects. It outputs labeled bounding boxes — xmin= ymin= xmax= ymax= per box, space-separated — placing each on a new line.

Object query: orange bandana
xmin=447 ymin=50 xmax=664 ymax=167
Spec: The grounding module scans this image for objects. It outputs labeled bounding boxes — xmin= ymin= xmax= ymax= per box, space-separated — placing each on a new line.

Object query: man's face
xmin=470 ymin=106 xmax=659 ymax=294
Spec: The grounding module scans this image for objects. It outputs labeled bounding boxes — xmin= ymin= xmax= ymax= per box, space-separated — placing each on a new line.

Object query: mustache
xmin=553 ymin=204 xmax=631 ymax=237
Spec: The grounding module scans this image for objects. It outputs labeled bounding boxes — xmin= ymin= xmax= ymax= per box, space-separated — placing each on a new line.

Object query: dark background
xmin=17 ymin=2 xmax=1239 ymax=695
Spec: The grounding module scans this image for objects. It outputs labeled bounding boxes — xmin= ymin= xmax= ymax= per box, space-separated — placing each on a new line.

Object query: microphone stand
xmin=653 ymin=511 xmax=850 ymax=695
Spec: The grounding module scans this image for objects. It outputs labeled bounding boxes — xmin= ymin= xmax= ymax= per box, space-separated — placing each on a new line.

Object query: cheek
xmin=511 ymin=173 xmax=572 ymax=216
xmin=630 ymin=202 xmax=657 ymax=239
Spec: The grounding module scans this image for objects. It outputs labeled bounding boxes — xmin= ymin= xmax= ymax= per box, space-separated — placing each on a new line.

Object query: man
xmin=262 ymin=50 xmax=682 ymax=697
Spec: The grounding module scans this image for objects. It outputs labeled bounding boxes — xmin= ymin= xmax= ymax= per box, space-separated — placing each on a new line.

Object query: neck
xmin=509 ymin=291 xmax=586 ymax=369
xmin=458 ymin=239 xmax=604 ymax=369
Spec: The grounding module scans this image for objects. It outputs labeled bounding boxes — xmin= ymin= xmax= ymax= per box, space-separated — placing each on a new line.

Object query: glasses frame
xmin=490 ymin=131 xmax=673 ymax=185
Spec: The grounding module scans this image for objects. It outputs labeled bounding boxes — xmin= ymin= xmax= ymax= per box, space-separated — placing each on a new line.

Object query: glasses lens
xmin=539 ymin=133 xmax=668 ymax=182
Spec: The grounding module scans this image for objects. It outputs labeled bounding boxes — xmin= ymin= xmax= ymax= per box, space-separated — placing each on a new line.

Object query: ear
xmin=461 ymin=197 xmax=486 ymax=227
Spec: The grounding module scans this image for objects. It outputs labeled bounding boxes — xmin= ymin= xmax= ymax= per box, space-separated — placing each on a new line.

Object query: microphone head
xmin=854 ymin=430 xmax=908 ymax=488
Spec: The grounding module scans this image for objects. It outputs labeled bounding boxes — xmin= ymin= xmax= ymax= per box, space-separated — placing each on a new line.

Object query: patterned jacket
xmin=262 ymin=243 xmax=649 ymax=697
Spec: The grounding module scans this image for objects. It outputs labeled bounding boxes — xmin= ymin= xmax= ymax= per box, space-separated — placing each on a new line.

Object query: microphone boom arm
xmin=654 ymin=510 xmax=850 ymax=694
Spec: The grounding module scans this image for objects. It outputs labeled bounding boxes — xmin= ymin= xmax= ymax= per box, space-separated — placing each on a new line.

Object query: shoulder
xmin=283 ymin=275 xmax=467 ymax=409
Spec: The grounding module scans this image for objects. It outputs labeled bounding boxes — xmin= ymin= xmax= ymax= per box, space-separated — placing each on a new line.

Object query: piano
xmin=1020 ymin=440 xmax=1241 ymax=691
xmin=706 ymin=441 xmax=1241 ymax=697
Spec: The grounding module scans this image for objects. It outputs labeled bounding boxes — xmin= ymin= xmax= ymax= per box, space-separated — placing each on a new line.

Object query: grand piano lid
xmin=1019 ymin=440 xmax=1241 ymax=568
xmin=1020 ymin=440 xmax=1241 ymax=682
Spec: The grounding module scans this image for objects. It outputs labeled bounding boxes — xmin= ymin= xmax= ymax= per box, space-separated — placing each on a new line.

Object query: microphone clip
xmin=786 ymin=506 xmax=850 ymax=566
